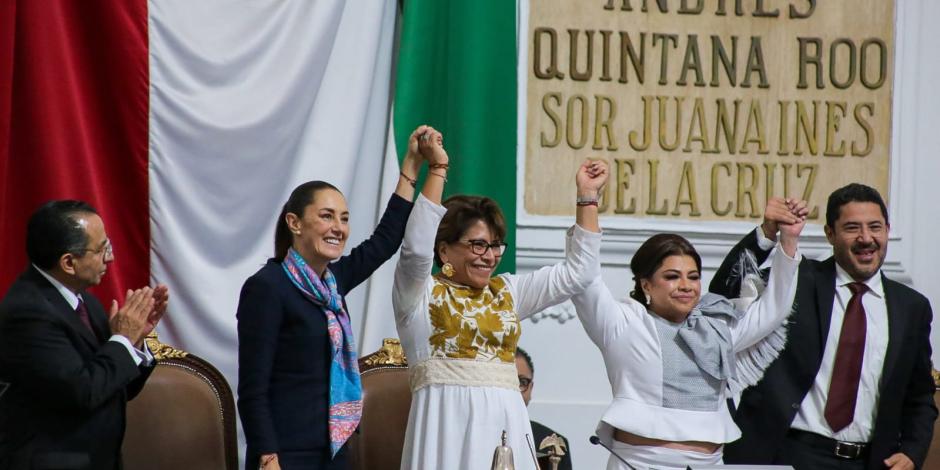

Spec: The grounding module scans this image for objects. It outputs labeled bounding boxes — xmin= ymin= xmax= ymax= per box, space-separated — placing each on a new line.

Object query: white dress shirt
xmin=754 ymin=229 xmax=888 ymax=442
xmin=789 ymin=264 xmax=888 ymax=442
xmin=34 ymin=265 xmax=153 ymax=366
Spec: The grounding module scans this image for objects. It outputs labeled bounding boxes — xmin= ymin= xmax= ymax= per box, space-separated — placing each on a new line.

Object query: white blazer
xmin=571 ymin=245 xmax=800 ymax=445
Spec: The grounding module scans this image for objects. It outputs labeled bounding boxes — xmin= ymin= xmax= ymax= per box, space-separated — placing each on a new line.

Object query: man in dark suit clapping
xmin=0 ymin=200 xmax=169 ymax=470
xmin=711 ymin=184 xmax=937 ymax=470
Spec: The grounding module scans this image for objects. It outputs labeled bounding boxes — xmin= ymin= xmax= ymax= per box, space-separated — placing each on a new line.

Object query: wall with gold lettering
xmin=515 ymin=2 xmax=940 ymax=468
xmin=525 ymin=0 xmax=891 ymax=222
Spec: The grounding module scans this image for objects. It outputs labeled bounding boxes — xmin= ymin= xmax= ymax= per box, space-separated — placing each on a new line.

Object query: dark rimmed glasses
xmin=461 ymin=239 xmax=507 ymax=257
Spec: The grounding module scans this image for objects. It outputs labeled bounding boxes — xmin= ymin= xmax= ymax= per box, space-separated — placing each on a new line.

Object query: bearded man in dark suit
xmin=0 ymin=200 xmax=169 ymax=470
xmin=711 ymin=184 xmax=937 ymax=470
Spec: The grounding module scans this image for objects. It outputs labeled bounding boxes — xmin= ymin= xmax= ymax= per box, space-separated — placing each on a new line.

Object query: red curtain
xmin=0 ymin=0 xmax=150 ymax=304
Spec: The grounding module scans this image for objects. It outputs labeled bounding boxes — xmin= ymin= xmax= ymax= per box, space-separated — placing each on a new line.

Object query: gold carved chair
xmin=122 ymin=334 xmax=238 ymax=470
xmin=348 ymin=338 xmax=412 ymax=470
xmin=923 ymin=370 xmax=940 ymax=469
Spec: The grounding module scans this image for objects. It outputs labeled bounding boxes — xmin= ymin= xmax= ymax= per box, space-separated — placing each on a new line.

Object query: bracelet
xmin=576 ymin=195 xmax=599 ymax=206
xmin=429 ymin=170 xmax=448 ymax=182
xmin=399 ymin=172 xmax=416 ymax=188
xmin=429 ymin=163 xmax=449 ymax=170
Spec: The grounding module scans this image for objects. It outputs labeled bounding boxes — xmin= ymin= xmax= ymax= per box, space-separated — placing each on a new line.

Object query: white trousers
xmin=606 ymin=441 xmax=723 ymax=470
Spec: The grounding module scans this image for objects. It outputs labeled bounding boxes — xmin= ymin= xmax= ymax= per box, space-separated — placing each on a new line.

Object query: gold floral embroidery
xmin=427 ymin=275 xmax=521 ymax=362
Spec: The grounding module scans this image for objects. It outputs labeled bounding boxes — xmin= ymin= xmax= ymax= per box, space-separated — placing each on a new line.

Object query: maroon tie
xmin=824 ymin=282 xmax=869 ymax=432
xmin=76 ymin=298 xmax=94 ymax=333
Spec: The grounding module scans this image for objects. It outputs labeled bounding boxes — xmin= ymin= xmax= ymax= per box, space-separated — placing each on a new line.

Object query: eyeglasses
xmin=461 ymin=239 xmax=507 ymax=256
xmin=518 ymin=376 xmax=532 ymax=391
xmin=74 ymin=238 xmax=113 ymax=260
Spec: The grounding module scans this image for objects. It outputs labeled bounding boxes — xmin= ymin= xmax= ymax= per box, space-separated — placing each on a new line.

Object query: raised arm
xmin=392 ymin=125 xmax=449 ymax=323
xmin=509 ymin=160 xmax=607 ymax=318
xmin=333 ymin=125 xmax=450 ymax=292
xmin=395 ymin=125 xmax=426 ymax=202
xmin=417 ymin=126 xmax=447 ymax=204
xmin=731 ymin=199 xmax=807 ymax=351
xmin=709 ymin=197 xmax=803 ymax=299
xmin=575 ymin=159 xmax=605 ymax=233
xmin=392 ymin=195 xmax=445 ymax=324
xmin=332 ymin=192 xmax=413 ymax=294
xmin=396 ymin=124 xmax=448 ymax=204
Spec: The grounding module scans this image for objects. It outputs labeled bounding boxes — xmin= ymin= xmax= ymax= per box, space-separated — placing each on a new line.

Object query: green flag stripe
xmin=394 ymin=0 xmax=518 ymax=272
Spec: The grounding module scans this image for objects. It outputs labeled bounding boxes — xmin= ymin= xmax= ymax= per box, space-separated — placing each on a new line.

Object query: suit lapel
xmin=879 ymin=276 xmax=906 ymax=391
xmin=27 ymin=267 xmax=101 ymax=348
xmin=814 ymin=258 xmax=838 ymax=355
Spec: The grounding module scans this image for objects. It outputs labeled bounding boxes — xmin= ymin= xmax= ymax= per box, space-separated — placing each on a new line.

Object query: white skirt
xmin=606 ymin=441 xmax=723 ymax=470
xmin=400 ymin=383 xmax=538 ymax=470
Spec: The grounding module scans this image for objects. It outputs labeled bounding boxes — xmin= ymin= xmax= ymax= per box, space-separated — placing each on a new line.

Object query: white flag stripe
xmin=148 ymin=0 xmax=399 ymax=459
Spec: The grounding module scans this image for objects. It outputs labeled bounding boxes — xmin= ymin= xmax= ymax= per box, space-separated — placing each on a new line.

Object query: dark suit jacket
xmin=710 ymin=229 xmax=937 ymax=469
xmin=236 ymin=194 xmax=412 ymax=470
xmin=0 ymin=266 xmax=154 ymax=470
xmin=532 ymin=420 xmax=572 ymax=470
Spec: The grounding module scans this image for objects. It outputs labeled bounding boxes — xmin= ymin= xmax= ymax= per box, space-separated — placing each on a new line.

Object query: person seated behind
xmin=515 ymin=347 xmax=572 ymax=470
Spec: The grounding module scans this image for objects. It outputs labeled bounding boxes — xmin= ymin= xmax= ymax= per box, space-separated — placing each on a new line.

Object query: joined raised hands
xmin=761 ymin=197 xmax=808 ymax=241
xmin=401 ymin=125 xmax=431 ymax=179
xmin=416 ymin=126 xmax=447 ymax=166
xmin=768 ymin=197 xmax=808 ymax=257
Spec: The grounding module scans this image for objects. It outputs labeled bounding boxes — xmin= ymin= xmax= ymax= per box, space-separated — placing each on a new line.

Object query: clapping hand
xmin=108 ymin=285 xmax=169 ymax=348
xmin=144 ymin=285 xmax=169 ymax=341
xmin=108 ymin=288 xmax=155 ymax=346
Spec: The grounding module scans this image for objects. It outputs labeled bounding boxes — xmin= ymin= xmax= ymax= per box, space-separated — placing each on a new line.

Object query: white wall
xmin=514 ymin=1 xmax=940 ymax=468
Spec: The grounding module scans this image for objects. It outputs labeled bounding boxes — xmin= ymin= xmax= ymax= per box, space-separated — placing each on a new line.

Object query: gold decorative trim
xmin=361 ymin=338 xmax=407 ymax=368
xmin=144 ymin=332 xmax=189 ymax=361
xmin=539 ymin=433 xmax=567 ymax=456
xmin=932 ymin=369 xmax=940 ymax=390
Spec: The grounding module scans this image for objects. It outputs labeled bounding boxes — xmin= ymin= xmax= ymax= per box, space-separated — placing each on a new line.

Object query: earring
xmin=441 ymin=262 xmax=455 ymax=278
xmin=644 ymin=293 xmax=651 ymax=305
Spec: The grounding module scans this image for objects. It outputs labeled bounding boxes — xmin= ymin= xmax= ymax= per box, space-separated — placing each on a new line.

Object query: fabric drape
xmin=0 ymin=0 xmax=150 ymax=303
xmin=147 ymin=0 xmax=400 ymax=404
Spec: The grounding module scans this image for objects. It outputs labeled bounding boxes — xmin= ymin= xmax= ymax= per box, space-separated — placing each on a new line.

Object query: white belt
xmin=409 ymin=358 xmax=519 ymax=392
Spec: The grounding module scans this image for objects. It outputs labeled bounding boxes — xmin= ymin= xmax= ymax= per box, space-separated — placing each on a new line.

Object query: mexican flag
xmin=0 ymin=0 xmax=401 ymax=394
xmin=0 ymin=0 xmax=519 ymax=411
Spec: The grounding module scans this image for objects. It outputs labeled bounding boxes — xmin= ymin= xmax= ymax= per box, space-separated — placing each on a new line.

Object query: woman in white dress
xmin=572 ymin=198 xmax=809 ymax=470
xmin=392 ymin=147 xmax=608 ymax=470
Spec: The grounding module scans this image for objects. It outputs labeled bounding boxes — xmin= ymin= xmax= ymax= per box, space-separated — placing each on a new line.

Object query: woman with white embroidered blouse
xmin=392 ymin=153 xmax=608 ymax=470
xmin=572 ymin=199 xmax=808 ymax=470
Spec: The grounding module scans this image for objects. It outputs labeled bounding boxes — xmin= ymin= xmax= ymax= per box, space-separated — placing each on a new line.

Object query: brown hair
xmin=274 ymin=181 xmax=341 ymax=260
xmin=629 ymin=233 xmax=701 ymax=306
xmin=434 ymin=195 xmax=507 ymax=267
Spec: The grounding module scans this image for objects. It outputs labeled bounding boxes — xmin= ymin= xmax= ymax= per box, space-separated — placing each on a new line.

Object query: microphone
xmin=589 ymin=435 xmax=637 ymax=470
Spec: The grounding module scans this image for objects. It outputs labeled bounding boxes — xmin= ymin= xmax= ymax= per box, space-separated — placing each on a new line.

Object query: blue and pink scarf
xmin=282 ymin=248 xmax=362 ymax=457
